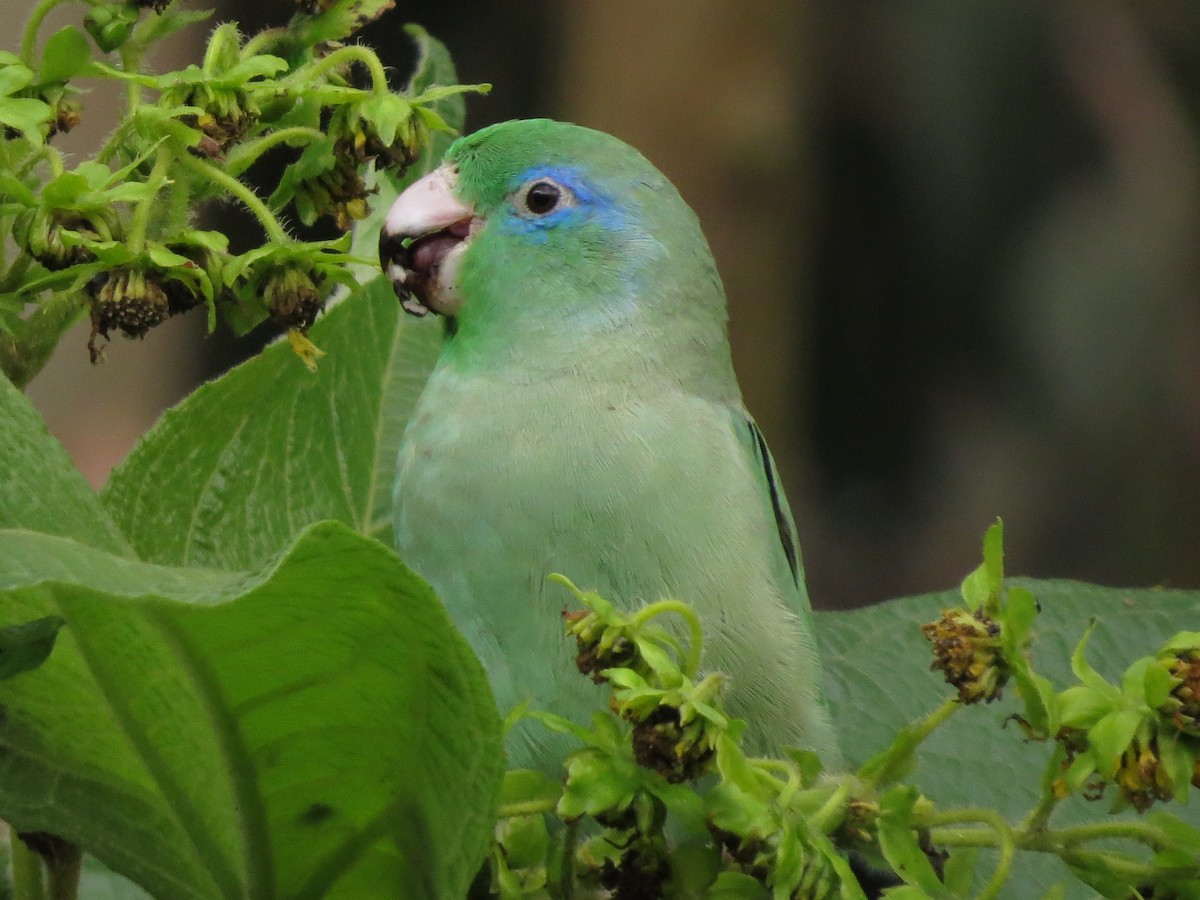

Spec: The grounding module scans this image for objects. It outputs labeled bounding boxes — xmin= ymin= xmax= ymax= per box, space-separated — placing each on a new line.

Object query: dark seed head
xmin=89 ymin=268 xmax=170 ymax=340
xmin=630 ymin=705 xmax=713 ymax=783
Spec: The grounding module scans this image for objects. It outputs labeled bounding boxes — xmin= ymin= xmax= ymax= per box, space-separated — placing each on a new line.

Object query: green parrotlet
xmin=379 ymin=118 xmax=839 ymax=771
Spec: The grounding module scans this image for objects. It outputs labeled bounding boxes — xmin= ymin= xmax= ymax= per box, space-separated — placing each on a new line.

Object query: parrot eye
xmin=519 ymin=179 xmax=568 ymax=216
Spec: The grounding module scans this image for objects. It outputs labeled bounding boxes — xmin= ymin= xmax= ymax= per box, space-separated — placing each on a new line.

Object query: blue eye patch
xmin=500 ymin=165 xmax=629 ymax=238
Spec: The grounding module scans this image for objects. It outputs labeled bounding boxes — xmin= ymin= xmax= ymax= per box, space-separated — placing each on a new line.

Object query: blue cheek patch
xmin=488 ymin=164 xmax=664 ymax=326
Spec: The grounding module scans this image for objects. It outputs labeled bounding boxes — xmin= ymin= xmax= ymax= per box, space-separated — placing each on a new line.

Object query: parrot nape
xmin=378 ymin=118 xmax=840 ymax=772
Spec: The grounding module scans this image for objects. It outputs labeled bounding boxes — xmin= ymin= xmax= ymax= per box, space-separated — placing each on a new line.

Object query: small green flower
xmin=50 ymin=95 xmax=82 ymax=136
xmin=162 ymin=231 xmax=229 ymax=317
xmin=5 ymin=161 xmax=153 ymax=274
xmin=1053 ymin=629 xmax=1200 ymax=813
xmin=159 ymin=31 xmax=287 ymax=156
xmin=562 ymin=600 xmax=646 ymax=685
xmin=263 ymin=266 xmax=325 ymax=331
xmin=299 ymin=152 xmax=371 ymax=231
xmin=707 ymin=782 xmax=842 ymax=899
xmin=609 ymin=668 xmax=728 ymax=783
xmin=834 ymin=798 xmax=879 ymax=849
xmin=336 ymin=93 xmax=422 ymax=169
xmin=223 ymin=237 xmax=359 ymax=336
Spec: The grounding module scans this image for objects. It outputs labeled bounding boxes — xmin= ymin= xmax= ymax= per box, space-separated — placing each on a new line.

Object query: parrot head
xmin=378 ymin=119 xmax=728 ymax=363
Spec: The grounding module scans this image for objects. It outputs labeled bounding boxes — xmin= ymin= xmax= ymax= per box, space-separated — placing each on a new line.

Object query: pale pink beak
xmin=378 ymin=166 xmax=477 ymax=318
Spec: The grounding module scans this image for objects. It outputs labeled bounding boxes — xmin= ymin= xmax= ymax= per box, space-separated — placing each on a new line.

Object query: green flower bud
xmin=294 ymin=152 xmax=372 ymax=231
xmin=264 ymin=266 xmax=325 ymax=330
xmin=83 ymin=3 xmax=140 ymax=53
xmin=562 ymin=608 xmax=647 ymax=684
xmin=13 ymin=208 xmax=112 ymax=271
xmin=163 ymin=83 xmax=258 ymax=156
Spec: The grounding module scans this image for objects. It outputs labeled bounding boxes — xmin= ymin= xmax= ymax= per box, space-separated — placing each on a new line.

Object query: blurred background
xmin=16 ymin=0 xmax=1200 ymax=608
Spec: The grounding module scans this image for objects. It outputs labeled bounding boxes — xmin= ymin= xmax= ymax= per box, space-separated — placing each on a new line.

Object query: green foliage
xmin=485 ymin=539 xmax=1200 ymax=899
xmin=100 ymin=277 xmax=442 ymax=569
xmin=2 ymin=4 xmax=1199 ymax=899
xmin=0 ymin=5 xmax=503 ymax=897
xmin=820 ymin=566 xmax=1200 ymax=897
xmin=0 ymin=0 xmax=487 ymax=384
xmin=0 ymin=614 xmax=64 ymax=680
xmin=0 ymin=295 xmax=503 ymax=900
xmin=0 ymin=523 xmax=502 ymax=899
xmin=0 ymin=373 xmax=131 ymax=552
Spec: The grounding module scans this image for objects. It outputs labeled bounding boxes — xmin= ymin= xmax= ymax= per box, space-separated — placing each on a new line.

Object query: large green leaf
xmin=0 ymin=521 xmax=503 ymax=899
xmin=817 ymin=579 xmax=1200 ymax=898
xmin=0 ymin=373 xmax=131 ymax=554
xmin=100 ymin=279 xmax=442 ymax=569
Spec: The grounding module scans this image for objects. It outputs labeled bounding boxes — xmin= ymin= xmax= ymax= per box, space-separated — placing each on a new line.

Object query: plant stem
xmin=921 ymin=808 xmax=1013 ymax=900
xmin=929 ymin=813 xmax=1182 ymax=896
xmin=178 ymin=153 xmax=289 ymax=243
xmin=240 ymin=27 xmax=287 ymax=59
xmin=120 ymin=46 xmax=145 ymax=116
xmin=859 ymin=696 xmax=959 ymax=788
xmin=167 ymin=173 xmax=191 ymax=235
xmin=1059 ymin=847 xmax=1177 ymax=881
xmin=559 ymin=818 xmax=579 ymax=899
xmin=33 ymin=144 xmax=64 ymax=179
xmin=19 ymin=0 xmax=72 ymax=65
xmin=95 ymin=116 xmax=138 ymax=166
xmin=1020 ymin=794 xmax=1061 ymax=835
xmin=225 ymin=127 xmax=325 ymax=177
xmin=127 ymin=148 xmax=172 ymax=254
xmin=810 ymin=779 xmax=852 ymax=833
xmin=925 ymin=825 xmax=994 ymax=848
xmin=291 ymin=45 xmax=390 ymax=97
xmin=632 ymin=600 xmax=704 ymax=678
xmin=1023 ymin=820 xmax=1169 ymax=853
xmin=45 ymin=844 xmax=81 ymax=900
xmin=752 ymin=758 xmax=803 ymax=805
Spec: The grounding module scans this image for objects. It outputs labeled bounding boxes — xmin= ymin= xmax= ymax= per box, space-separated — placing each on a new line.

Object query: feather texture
xmin=386 ymin=119 xmax=840 ymax=770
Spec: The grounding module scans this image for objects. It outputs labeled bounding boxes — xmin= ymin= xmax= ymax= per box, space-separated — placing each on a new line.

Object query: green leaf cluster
xmin=0 ymin=0 xmax=488 ymax=385
xmin=483 ymin=526 xmax=1200 ymax=899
